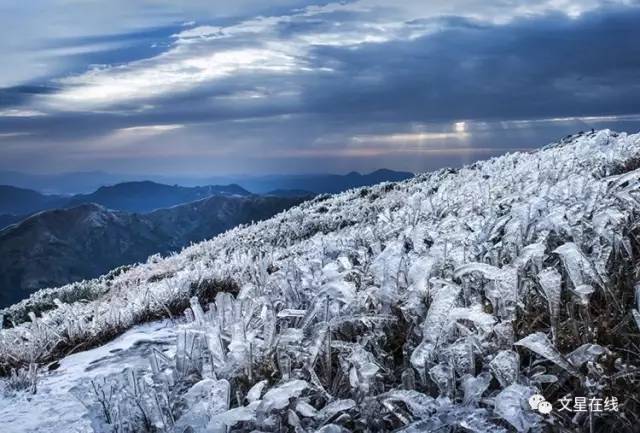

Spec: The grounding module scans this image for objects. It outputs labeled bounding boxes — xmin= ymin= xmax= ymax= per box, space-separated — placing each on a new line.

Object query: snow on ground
xmin=0 ymin=321 xmax=176 ymax=433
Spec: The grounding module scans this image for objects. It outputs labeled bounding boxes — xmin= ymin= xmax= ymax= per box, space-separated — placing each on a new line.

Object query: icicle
xmin=348 ymin=346 xmax=380 ymax=395
xmin=277 ymin=309 xmax=307 ymax=319
xmin=401 ymin=368 xmax=416 ymax=390
xmin=212 ymin=402 xmax=260 ymax=429
xmin=262 ymin=302 xmax=277 ymax=353
xmin=314 ymin=424 xmax=347 ymax=433
xmin=325 ymin=325 xmax=332 ymax=387
xmin=410 ymin=280 xmax=461 ymax=371
xmin=383 ymin=399 xmax=413 ymax=426
xmin=288 ymin=408 xmax=302 ymax=428
xmin=514 ymin=242 xmax=546 ymax=271
xmin=515 ymin=332 xmax=577 ymax=375
xmin=538 ymin=268 xmax=562 ymax=342
xmin=278 ymin=351 xmax=292 ymax=380
xmin=633 ymin=310 xmax=640 ymax=333
xmin=381 ymin=390 xmax=436 ymax=418
xmin=633 ymin=284 xmax=640 ymax=331
xmin=553 ymin=242 xmax=603 ymax=289
xmin=573 ymin=284 xmax=594 ymax=305
xmin=190 ymin=297 xmax=206 ymax=326
xmin=454 ymin=263 xmax=517 ymax=319
xmin=211 ymin=379 xmax=231 ymax=414
xmin=459 ymin=409 xmax=509 ymax=433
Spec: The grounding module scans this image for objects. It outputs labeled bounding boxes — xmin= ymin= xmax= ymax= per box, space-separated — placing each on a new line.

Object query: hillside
xmin=1 ymin=130 xmax=639 ymax=433
xmin=0 ymin=214 xmax=23 ymax=230
xmin=0 ymin=195 xmax=305 ymax=307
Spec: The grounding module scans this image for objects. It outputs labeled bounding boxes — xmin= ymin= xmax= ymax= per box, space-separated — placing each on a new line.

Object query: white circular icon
xmin=528 ymin=394 xmax=545 ymax=410
xmin=538 ymin=401 xmax=553 ymax=414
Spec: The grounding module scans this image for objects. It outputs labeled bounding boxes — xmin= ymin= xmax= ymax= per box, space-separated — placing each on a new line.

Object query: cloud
xmin=1 ymin=0 xmax=639 ymax=174
xmin=0 ymin=109 xmax=46 ymax=117
xmin=25 ymin=0 xmax=638 ymax=119
xmin=116 ymin=124 xmax=184 ymax=134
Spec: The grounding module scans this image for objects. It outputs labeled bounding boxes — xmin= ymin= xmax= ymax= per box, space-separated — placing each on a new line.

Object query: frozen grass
xmin=2 ymin=129 xmax=640 ymax=432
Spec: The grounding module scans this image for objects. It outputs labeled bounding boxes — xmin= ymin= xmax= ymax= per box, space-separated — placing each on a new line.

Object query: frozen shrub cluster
xmin=0 ymin=363 xmax=38 ymax=397
xmin=0 ymin=266 xmax=130 ymax=327
xmin=2 ymin=129 xmax=640 ymax=432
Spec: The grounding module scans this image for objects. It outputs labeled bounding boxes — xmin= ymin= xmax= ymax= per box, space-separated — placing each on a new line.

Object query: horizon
xmin=0 ymin=166 xmax=417 ymax=195
xmin=0 ymin=166 xmax=413 ymax=178
xmin=1 ymin=1 xmax=640 ymax=175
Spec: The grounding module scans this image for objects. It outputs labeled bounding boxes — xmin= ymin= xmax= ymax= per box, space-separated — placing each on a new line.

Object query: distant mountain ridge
xmin=0 ymin=185 xmax=66 ymax=215
xmin=233 ymin=169 xmax=415 ymax=194
xmin=65 ymin=181 xmax=251 ymax=213
xmin=0 ymin=169 xmax=414 ymax=195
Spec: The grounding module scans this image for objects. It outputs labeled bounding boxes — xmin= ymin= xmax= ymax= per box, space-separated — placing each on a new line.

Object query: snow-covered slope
xmin=1 ymin=130 xmax=640 ymax=432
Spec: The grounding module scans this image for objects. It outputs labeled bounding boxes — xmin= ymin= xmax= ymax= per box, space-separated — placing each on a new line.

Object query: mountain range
xmin=0 ymin=195 xmax=306 ymax=307
xmin=0 ymin=169 xmax=411 ymax=306
xmin=0 ymin=181 xmax=251 ymax=222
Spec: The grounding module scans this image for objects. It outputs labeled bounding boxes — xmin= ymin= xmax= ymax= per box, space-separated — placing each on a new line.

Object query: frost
xmin=489 ymin=350 xmax=519 ymax=387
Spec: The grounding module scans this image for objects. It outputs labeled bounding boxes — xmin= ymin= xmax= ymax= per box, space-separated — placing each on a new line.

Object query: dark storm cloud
xmin=298 ymin=7 xmax=640 ymax=123
xmin=1 ymin=1 xmax=639 ymax=174
xmin=6 ymin=7 xmax=638 ymax=132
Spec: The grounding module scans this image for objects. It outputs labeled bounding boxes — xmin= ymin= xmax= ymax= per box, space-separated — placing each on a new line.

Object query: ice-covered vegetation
xmin=2 ymin=130 xmax=640 ymax=432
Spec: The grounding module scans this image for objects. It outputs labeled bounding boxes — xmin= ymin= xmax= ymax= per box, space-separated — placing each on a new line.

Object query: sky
xmin=1 ymin=0 xmax=639 ymax=176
